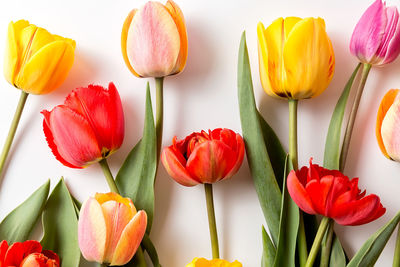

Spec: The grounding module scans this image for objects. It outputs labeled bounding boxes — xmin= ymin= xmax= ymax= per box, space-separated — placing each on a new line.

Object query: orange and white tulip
xmin=78 ymin=192 xmax=147 ymax=266
xmin=121 ymin=0 xmax=188 ymax=78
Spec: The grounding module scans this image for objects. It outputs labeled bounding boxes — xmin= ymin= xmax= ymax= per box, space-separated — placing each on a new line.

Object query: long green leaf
xmin=347 ymin=211 xmax=400 ymax=267
xmin=330 ymin=235 xmax=347 ymax=267
xmin=323 ymin=63 xmax=361 ymax=170
xmin=273 ymin=157 xmax=299 ymax=267
xmin=116 ymin=83 xmax=157 ymax=232
xmin=0 ymin=180 xmax=50 ymax=242
xmin=262 ymin=226 xmax=276 ymax=267
xmin=41 ymin=178 xmax=80 ymax=267
xmin=142 ymin=234 xmax=161 ymax=267
xmin=238 ymin=31 xmax=281 ymax=245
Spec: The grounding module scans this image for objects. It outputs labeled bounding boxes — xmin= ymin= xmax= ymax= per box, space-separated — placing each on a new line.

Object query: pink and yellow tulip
xmin=121 ymin=0 xmax=188 ymax=78
xmin=350 ymin=0 xmax=400 ymax=66
xmin=78 ymin=192 xmax=147 ymax=265
xmin=4 ymin=20 xmax=75 ymax=94
xmin=41 ymin=82 xmax=124 ymax=168
xmin=186 ymin=258 xmax=242 ymax=267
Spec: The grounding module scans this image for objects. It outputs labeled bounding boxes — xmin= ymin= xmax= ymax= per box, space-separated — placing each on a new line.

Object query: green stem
xmin=99 ymin=158 xmax=119 ymax=194
xmin=133 ymin=246 xmax=147 ymax=267
xmin=155 ymin=77 xmax=164 ymax=164
xmin=298 ymin=214 xmax=308 ymax=267
xmin=393 ymin=224 xmax=400 ymax=267
xmin=340 ymin=63 xmax=371 ymax=171
xmin=204 ymin=183 xmax=219 ymax=259
xmin=305 ymin=217 xmax=331 ymax=267
xmin=0 ymin=90 xmax=28 ymax=178
xmin=320 ymin=219 xmax=334 ymax=267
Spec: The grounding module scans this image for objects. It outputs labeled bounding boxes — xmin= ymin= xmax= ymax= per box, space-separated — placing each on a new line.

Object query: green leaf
xmin=330 ymin=235 xmax=347 ymax=267
xmin=237 ymin=31 xmax=282 ymax=245
xmin=258 ymin=112 xmax=286 ymax=190
xmin=347 ymin=211 xmax=400 ymax=267
xmin=273 ymin=157 xmax=299 ymax=267
xmin=41 ymin=178 xmax=80 ymax=267
xmin=116 ymin=83 xmax=157 ymax=232
xmin=323 ymin=63 xmax=361 ymax=170
xmin=142 ymin=234 xmax=161 ymax=267
xmin=262 ymin=226 xmax=276 ymax=267
xmin=0 ymin=180 xmax=50 ymax=242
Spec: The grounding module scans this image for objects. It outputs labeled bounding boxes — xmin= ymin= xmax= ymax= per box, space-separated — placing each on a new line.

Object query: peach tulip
xmin=78 ymin=192 xmax=147 ymax=266
xmin=121 ymin=0 xmax=188 ymax=77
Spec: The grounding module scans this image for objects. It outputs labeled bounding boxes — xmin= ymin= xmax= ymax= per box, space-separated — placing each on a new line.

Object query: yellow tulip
xmin=4 ymin=20 xmax=75 ymax=94
xmin=257 ymin=17 xmax=335 ymax=100
xmin=186 ymin=258 xmax=242 ymax=267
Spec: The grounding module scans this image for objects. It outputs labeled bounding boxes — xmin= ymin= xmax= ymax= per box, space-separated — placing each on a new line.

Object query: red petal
xmin=42 ymin=250 xmax=60 ymax=265
xmin=225 ymin=133 xmax=245 ymax=178
xmin=305 ymin=176 xmax=334 ymax=215
xmin=0 ymin=240 xmax=8 ymax=262
xmin=4 ymin=240 xmax=42 ymax=266
xmin=287 ymin=170 xmax=316 ymax=214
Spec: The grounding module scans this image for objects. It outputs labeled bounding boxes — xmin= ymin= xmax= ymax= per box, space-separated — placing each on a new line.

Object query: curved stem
xmin=99 ymin=158 xmax=119 ymax=194
xmin=340 ymin=63 xmax=371 ymax=171
xmin=0 ymin=90 xmax=28 ymax=178
xmin=393 ymin=224 xmax=400 ymax=267
xmin=204 ymin=183 xmax=219 ymax=259
xmin=305 ymin=217 xmax=332 ymax=267
xmin=155 ymin=77 xmax=164 ymax=164
xmin=320 ymin=219 xmax=334 ymax=267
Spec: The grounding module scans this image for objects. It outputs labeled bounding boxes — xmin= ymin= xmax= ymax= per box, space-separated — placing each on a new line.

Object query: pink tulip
xmin=78 ymin=192 xmax=147 ymax=265
xmin=350 ymin=0 xmax=400 ymax=65
xmin=41 ymin=82 xmax=124 ymax=168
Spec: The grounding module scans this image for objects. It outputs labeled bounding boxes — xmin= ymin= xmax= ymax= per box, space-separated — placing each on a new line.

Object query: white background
xmin=0 ymin=0 xmax=400 ymax=266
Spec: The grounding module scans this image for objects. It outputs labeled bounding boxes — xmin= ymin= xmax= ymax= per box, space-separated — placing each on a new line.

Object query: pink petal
xmin=377 ymin=6 xmax=400 ymax=64
xmin=381 ymin=98 xmax=400 ymax=161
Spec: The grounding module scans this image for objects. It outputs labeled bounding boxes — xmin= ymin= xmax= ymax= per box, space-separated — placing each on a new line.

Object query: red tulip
xmin=41 ymin=82 xmax=124 ymax=168
xmin=161 ymin=128 xmax=245 ymax=186
xmin=0 ymin=240 xmax=59 ymax=267
xmin=287 ymin=159 xmax=385 ymax=226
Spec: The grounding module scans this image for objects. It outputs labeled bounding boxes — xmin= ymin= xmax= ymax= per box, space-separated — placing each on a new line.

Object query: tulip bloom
xmin=287 ymin=159 xmax=385 ymax=226
xmin=350 ymin=0 xmax=400 ymax=66
xmin=376 ymin=89 xmax=400 ymax=161
xmin=121 ymin=0 xmax=188 ymax=78
xmin=41 ymin=82 xmax=124 ymax=168
xmin=78 ymin=192 xmax=147 ymax=265
xmin=257 ymin=17 xmax=335 ymax=100
xmin=186 ymin=258 xmax=242 ymax=267
xmin=0 ymin=240 xmax=59 ymax=267
xmin=161 ymin=128 xmax=245 ymax=186
xmin=4 ymin=20 xmax=75 ymax=94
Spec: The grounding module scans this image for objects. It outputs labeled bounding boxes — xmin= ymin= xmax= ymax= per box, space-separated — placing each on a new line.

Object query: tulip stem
xmin=0 ymin=90 xmax=28 ymax=180
xmin=320 ymin=219 xmax=334 ymax=267
xmin=99 ymin=158 xmax=120 ymax=194
xmin=340 ymin=63 xmax=371 ymax=171
xmin=204 ymin=183 xmax=219 ymax=259
xmin=393 ymin=224 xmax=400 ymax=267
xmin=155 ymin=77 xmax=164 ymax=164
xmin=305 ymin=217 xmax=332 ymax=267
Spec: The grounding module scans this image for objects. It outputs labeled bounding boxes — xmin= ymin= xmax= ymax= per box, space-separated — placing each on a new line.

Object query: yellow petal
xmin=95 ymin=192 xmax=136 ymax=213
xmin=283 ymin=17 xmax=302 ymax=39
xmin=14 ymin=40 xmax=75 ymax=94
xmin=186 ymin=258 xmax=243 ymax=267
xmin=3 ymin=21 xmax=21 ymax=85
xmin=283 ymin=17 xmax=335 ymax=99
xmin=121 ymin=9 xmax=141 ymax=77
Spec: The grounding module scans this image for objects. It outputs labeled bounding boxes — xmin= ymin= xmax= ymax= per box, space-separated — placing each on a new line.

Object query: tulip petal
xmin=225 ymin=134 xmax=245 ymax=178
xmin=161 ymin=147 xmax=200 ymax=186
xmin=15 ymin=40 xmax=75 ymax=94
xmin=376 ymin=89 xmax=399 ymax=158
xmin=381 ymin=96 xmax=400 ymax=161
xmin=287 ymin=170 xmax=316 ymax=214
xmin=165 ymin=0 xmax=188 ymax=74
xmin=0 ymin=240 xmax=8 ymax=261
xmin=284 ymin=18 xmax=334 ymax=99
xmin=375 ymin=6 xmax=400 ymax=64
xmin=350 ymin=0 xmax=386 ymax=63
xmin=64 ymin=82 xmax=125 ymax=155
xmin=110 ymin=210 xmax=147 ymax=265
xmin=42 ymin=106 xmax=102 ymax=168
xmin=121 ymin=9 xmax=141 ymax=77
xmin=78 ymin=197 xmax=107 ymax=262
xmin=4 ymin=240 xmax=42 ymax=266
xmin=305 ymin=176 xmax=334 ymax=215
xmin=126 ymin=1 xmax=180 ymax=77
xmin=186 ymin=140 xmax=237 ymax=183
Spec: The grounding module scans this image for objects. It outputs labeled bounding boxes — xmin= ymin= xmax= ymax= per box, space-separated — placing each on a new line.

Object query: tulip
xmin=376 ymin=89 xmax=400 ymax=161
xmin=4 ymin=20 xmax=76 ymax=95
xmin=121 ymin=0 xmax=188 ymax=78
xmin=287 ymin=159 xmax=385 ymax=226
xmin=350 ymin=0 xmax=400 ymax=66
xmin=0 ymin=240 xmax=60 ymax=267
xmin=186 ymin=258 xmax=242 ymax=267
xmin=41 ymin=82 xmax=124 ymax=169
xmin=78 ymin=192 xmax=147 ymax=265
xmin=257 ymin=17 xmax=335 ymax=100
xmin=161 ymin=128 xmax=245 ymax=187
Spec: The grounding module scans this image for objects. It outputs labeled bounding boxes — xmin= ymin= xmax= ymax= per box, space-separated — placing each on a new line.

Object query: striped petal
xmin=121 ymin=9 xmax=141 ymax=77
